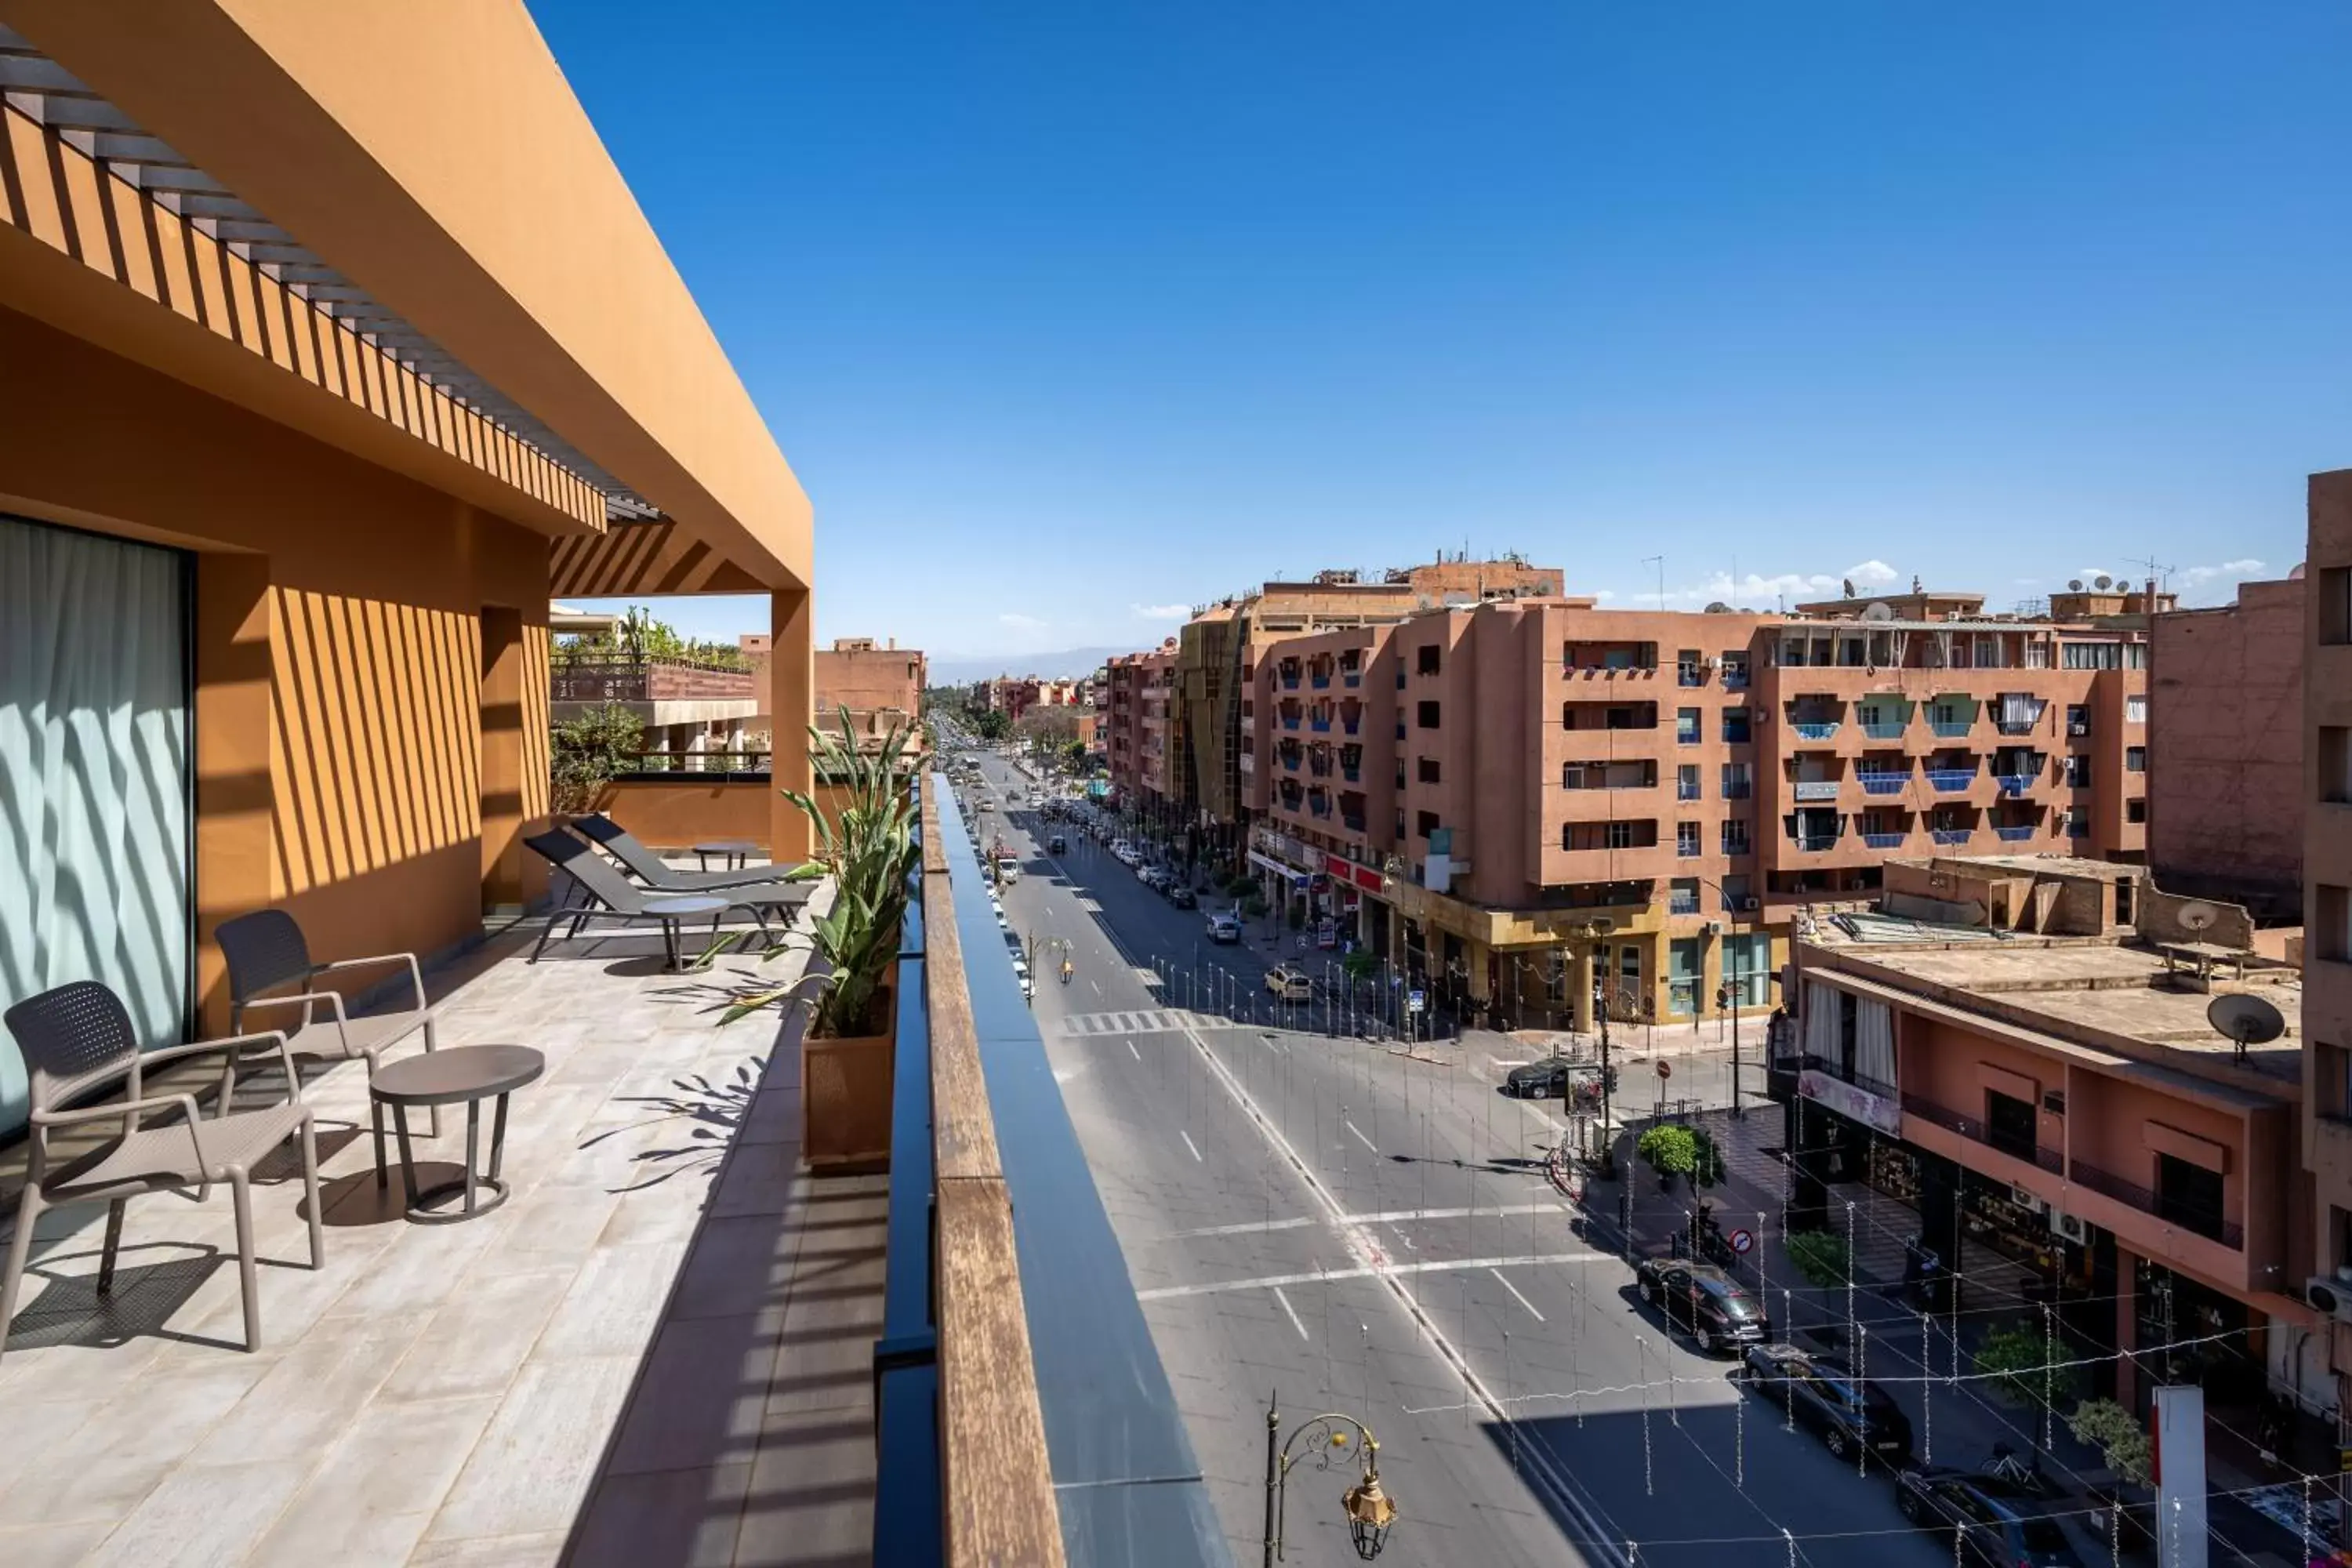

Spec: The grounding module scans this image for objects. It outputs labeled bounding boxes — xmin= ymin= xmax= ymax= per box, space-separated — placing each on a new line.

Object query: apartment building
xmin=1789 ymin=886 xmax=2318 ymax=1421
xmin=1105 ymin=641 xmax=1178 ymax=811
xmin=1238 ymin=588 xmax=2153 ymax=1030
xmin=2303 ymin=470 xmax=2352 ymax=1398
xmin=2146 ymin=576 xmax=2306 ymax=920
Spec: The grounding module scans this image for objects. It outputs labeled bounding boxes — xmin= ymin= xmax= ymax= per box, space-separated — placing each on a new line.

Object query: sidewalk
xmin=1568 ymin=1104 xmax=2328 ymax=1565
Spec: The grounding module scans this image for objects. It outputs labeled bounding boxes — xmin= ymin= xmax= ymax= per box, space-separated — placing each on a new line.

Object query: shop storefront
xmin=2133 ymin=1258 xmax=2264 ymax=1410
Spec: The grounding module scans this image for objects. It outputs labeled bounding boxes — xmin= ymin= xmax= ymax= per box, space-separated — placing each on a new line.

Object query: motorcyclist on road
xmin=1060 ymin=957 xmax=1074 ymax=986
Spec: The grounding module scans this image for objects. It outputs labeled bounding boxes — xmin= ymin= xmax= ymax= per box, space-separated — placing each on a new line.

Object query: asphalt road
xmin=956 ymin=751 xmax=1955 ymax=1568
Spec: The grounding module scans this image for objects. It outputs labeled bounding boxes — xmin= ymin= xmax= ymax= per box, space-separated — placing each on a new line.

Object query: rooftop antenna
xmin=1642 ymin=556 xmax=1664 ymax=613
xmin=2127 ymin=554 xmax=2178 ymax=593
xmin=2206 ymin=993 xmax=2285 ymax=1062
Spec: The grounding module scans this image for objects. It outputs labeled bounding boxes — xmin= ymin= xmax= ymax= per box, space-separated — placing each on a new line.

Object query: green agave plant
xmin=723 ymin=709 xmax=920 ymax=1038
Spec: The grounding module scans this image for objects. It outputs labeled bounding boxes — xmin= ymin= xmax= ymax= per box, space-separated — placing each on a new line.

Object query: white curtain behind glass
xmin=0 ymin=517 xmax=190 ymax=1135
xmin=1856 ymin=997 xmax=1896 ymax=1089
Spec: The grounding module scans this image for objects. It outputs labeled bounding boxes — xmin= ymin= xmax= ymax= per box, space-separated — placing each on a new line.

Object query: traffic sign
xmin=1407 ymin=989 xmax=1426 ymax=1014
xmin=1655 ymin=1059 xmax=1673 ymax=1080
xmin=1730 ymin=1229 xmax=1754 ymax=1255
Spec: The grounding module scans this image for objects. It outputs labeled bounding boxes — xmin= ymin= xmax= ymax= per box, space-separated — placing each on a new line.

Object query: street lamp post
xmin=1263 ymin=1391 xmax=1397 ymax=1563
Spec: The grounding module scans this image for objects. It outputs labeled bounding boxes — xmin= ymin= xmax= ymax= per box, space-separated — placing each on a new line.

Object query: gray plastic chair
xmin=524 ymin=830 xmax=815 ymax=963
xmin=216 ymin=908 xmax=440 ymax=1174
xmin=568 ymin=812 xmax=808 ymax=891
xmin=1 ymin=981 xmax=321 ymax=1361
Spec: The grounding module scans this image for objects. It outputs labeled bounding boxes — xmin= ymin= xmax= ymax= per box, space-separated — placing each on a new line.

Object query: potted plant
xmin=727 ymin=709 xmax=918 ymax=1171
xmin=1636 ymin=1123 xmax=1698 ymax=1192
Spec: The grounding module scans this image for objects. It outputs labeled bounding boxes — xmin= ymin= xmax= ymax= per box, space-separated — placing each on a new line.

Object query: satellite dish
xmin=2095 ymin=574 xmax=2114 ymax=590
xmin=2177 ymin=900 xmax=2223 ymax=933
xmin=2067 ymin=579 xmax=2084 ymax=592
xmin=1842 ymin=578 xmax=1857 ymax=597
xmin=2289 ymin=563 xmax=2307 ymax=581
xmin=2207 ymin=993 xmax=2285 ymax=1057
xmin=1704 ymin=601 xmax=1733 ymax=615
xmin=1862 ymin=602 xmax=1896 ymax=622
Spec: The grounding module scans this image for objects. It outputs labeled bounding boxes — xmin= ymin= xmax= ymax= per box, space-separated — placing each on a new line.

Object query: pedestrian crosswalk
xmin=1054 ymin=1007 xmax=1247 ymax=1036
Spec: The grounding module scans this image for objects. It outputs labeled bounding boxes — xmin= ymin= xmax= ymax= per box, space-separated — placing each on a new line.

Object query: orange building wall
xmin=0 ymin=305 xmax=553 ymax=1028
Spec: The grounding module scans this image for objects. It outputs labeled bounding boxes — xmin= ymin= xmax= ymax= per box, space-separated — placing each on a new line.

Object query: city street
xmin=958 ymin=751 xmax=1957 ymax=1568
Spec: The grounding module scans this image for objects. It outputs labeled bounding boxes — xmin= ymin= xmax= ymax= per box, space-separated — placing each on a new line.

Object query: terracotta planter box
xmin=800 ymin=963 xmax=895 ymax=1174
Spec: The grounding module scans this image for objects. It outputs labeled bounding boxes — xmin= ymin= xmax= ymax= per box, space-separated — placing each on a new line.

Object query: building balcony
xmin=2068 ymin=1159 xmax=2241 ymax=1248
xmin=1997 ymin=772 xmax=2038 ymax=796
xmin=2065 ymin=818 xmax=2090 ymax=838
xmin=1926 ymin=768 xmax=1976 ymax=792
xmin=1929 ymin=720 xmax=1973 ymax=738
xmin=1859 ymin=720 xmax=1906 ymax=740
xmin=1669 ymin=892 xmax=1701 ymax=914
xmin=1791 ymin=780 xmax=1839 ymax=802
xmin=1901 ymin=1092 xmax=2064 ymax=1174
xmin=1341 ymin=764 xmax=1361 ymax=782
xmin=1309 ymin=717 xmax=1332 ymax=732
xmin=1341 ymin=718 xmax=1360 ymax=735
xmin=1860 ymin=831 xmax=1908 ymax=849
xmin=1858 ymin=771 xmax=1909 ymax=795
xmin=1789 ymin=831 xmax=1844 ymax=851
xmin=1790 ymin=722 xmax=1842 ymax=742
xmin=1930 ymin=827 xmax=1973 ymax=845
xmin=1308 ymin=799 xmax=1333 ymax=818
xmin=1341 ymin=812 xmax=1367 ymax=832
xmin=1993 ymin=826 xmax=2037 ymax=843
xmin=1310 ymin=673 xmax=1331 ymax=688
xmin=1280 ymin=715 xmax=1301 ymax=731
xmin=1342 ymin=670 xmax=1362 ymax=688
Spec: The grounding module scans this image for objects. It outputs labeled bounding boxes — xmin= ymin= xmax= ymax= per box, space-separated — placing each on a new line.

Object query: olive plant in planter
xmin=725 ymin=710 xmax=918 ymax=1172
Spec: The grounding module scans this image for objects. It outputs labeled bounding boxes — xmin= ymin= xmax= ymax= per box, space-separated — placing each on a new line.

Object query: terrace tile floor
xmin=0 ymin=900 xmax=880 ymax=1568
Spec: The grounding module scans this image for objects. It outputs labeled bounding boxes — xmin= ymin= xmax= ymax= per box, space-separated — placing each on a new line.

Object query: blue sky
xmin=538 ymin=1 xmax=2352 ymax=663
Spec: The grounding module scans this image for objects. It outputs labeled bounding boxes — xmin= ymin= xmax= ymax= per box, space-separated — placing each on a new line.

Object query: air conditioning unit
xmin=1740 ymin=897 xmax=1762 ymax=912
xmin=2009 ymin=1184 xmax=2045 ymax=1214
xmin=1704 ymin=921 xmax=1723 ymax=936
xmin=2306 ymin=1277 xmax=2352 ymax=1325
xmin=2048 ymin=1210 xmax=2089 ymax=1246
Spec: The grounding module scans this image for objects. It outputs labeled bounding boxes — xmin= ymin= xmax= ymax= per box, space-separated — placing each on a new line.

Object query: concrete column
xmin=193 ymin=553 xmax=274 ymax=1034
xmin=1572 ymin=945 xmax=1595 ymax=1033
xmin=478 ymin=605 xmax=527 ymax=913
xmin=2115 ymin=1245 xmax=2140 ymax=1412
xmin=771 ymin=586 xmax=814 ymax=862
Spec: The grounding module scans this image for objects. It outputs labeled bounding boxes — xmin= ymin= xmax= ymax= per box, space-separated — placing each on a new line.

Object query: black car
xmin=1047 ymin=833 xmax=1068 ymax=854
xmin=1740 ymin=1343 xmax=1914 ymax=1465
xmin=1504 ymin=1058 xmax=1617 ymax=1102
xmin=1632 ymin=1260 xmax=1768 ymax=1355
xmin=1165 ymin=884 xmax=1198 ymax=909
xmin=1894 ymin=1467 xmax=2082 ymax=1566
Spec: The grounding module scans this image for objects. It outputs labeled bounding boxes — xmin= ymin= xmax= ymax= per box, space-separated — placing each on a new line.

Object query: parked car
xmin=996 ymin=855 xmax=1022 ymax=884
xmin=1504 ymin=1058 xmax=1618 ymax=1102
xmin=1138 ymin=864 xmax=1172 ymax=890
xmin=1740 ymin=1343 xmax=1914 ymax=1465
xmin=1047 ymin=833 xmax=1068 ymax=854
xmin=1265 ymin=964 xmax=1313 ymax=1002
xmin=1632 ymin=1259 xmax=1769 ymax=1355
xmin=1207 ymin=913 xmax=1243 ymax=943
xmin=1893 ymin=1467 xmax=2081 ymax=1566
xmin=1166 ymin=884 xmax=1198 ymax=909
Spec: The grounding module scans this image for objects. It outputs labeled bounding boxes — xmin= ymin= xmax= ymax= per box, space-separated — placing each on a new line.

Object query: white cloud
xmin=1640 ymin=561 xmax=1906 ymax=608
xmin=997 ymin=612 xmax=1047 ymax=632
xmin=2177 ymin=558 xmax=2265 ymax=586
xmin=1845 ymin=559 xmax=1899 ymax=586
xmin=1131 ymin=602 xmax=1189 ymax=619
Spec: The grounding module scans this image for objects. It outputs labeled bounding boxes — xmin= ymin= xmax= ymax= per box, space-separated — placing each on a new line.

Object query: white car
xmin=1207 ymin=913 xmax=1242 ymax=943
xmin=1138 ymin=864 xmax=1172 ymax=890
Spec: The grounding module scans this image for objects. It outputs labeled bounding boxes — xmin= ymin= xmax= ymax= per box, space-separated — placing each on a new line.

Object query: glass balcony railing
xmin=1789 ymin=721 xmax=1841 ymax=741
xmin=1341 ymin=718 xmax=1359 ymax=735
xmin=1997 ymin=773 xmax=2036 ymax=795
xmin=1669 ymin=894 xmax=1700 ymax=914
xmin=1676 ymin=841 xmax=1702 ymax=858
xmin=1860 ymin=720 xmax=1906 ymax=740
xmin=1309 ymin=717 xmax=1332 ymax=732
xmin=1722 ymin=670 xmax=1749 ymax=690
xmin=1722 ymin=779 xmax=1754 ymax=800
xmin=1677 ymin=781 xmax=1701 ymax=801
xmin=1280 ymin=715 xmax=1300 ymax=731
xmin=1995 ymin=719 xmax=2038 ymax=735
xmin=1994 ymin=825 xmax=2036 ymax=842
xmin=1858 ymin=772 xmax=1909 ymax=795
xmin=1341 ymin=813 xmax=1367 ymax=832
xmin=1280 ymin=673 xmax=1300 ymax=689
xmin=1926 ymin=769 xmax=1976 ymax=792
xmin=1342 ymin=670 xmax=1361 ymax=688
xmin=1678 ymin=666 xmax=1704 ymax=687
xmin=1931 ymin=827 xmax=1973 ymax=845
xmin=1791 ymin=833 xmax=1842 ymax=851
xmin=1341 ymin=764 xmax=1360 ymax=782
xmin=2069 ymin=1159 xmax=2241 ymax=1247
xmin=1676 ymin=725 xmax=1700 ymax=745
xmin=1310 ymin=673 xmax=1330 ymax=688
xmin=1929 ymin=719 xmax=1973 ymax=738
xmin=1860 ymin=831 xmax=1907 ymax=849
xmin=1791 ymin=780 xmax=1839 ymax=802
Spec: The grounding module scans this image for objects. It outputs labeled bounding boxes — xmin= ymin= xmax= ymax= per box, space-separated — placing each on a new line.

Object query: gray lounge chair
xmin=524 ymin=830 xmax=816 ymax=964
xmin=1 ymin=981 xmax=322 ymax=1360
xmin=216 ymin=908 xmax=441 ymax=1175
xmin=568 ymin=812 xmax=808 ymax=892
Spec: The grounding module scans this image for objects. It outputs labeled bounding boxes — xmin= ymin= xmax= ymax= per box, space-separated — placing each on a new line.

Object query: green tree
xmin=1974 ymin=1322 xmax=2085 ymax=1408
xmin=1783 ymin=1230 xmax=1851 ymax=1287
xmin=2068 ymin=1399 xmax=2151 ymax=1484
xmin=1636 ymin=1124 xmax=1697 ymax=1178
xmin=971 ymin=710 xmax=1012 ymax=741
xmin=551 ymin=702 xmax=643 ymax=813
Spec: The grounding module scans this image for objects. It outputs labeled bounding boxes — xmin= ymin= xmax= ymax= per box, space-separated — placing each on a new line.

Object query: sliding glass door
xmin=0 ymin=516 xmax=191 ymax=1135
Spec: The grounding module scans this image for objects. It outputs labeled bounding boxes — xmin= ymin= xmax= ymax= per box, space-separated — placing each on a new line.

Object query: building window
xmin=2126 ymin=797 xmax=2147 ymax=824
xmin=1676 ymin=707 xmax=1700 ymax=744
xmin=2065 ymin=704 xmax=2089 ymax=737
xmin=1668 ymin=938 xmax=1701 ymax=1014
xmin=1722 ymin=819 xmax=1750 ymax=855
xmin=2319 ymin=884 xmax=2350 ymax=964
xmin=2063 ymin=755 xmax=2092 ymax=787
xmin=1722 ymin=873 xmax=1751 ymax=913
xmin=1417 ymin=811 xmax=1440 ymax=840
xmin=1417 ymin=757 xmax=1441 ymax=784
xmin=1669 ymin=877 xmax=1700 ymax=915
xmin=1721 ymin=761 xmax=1752 ymax=799
xmin=1677 ymin=650 xmax=1704 ymax=686
xmin=1417 ymin=644 xmax=1442 ymax=675
xmin=2125 ymin=695 xmax=2147 ymax=724
xmin=1604 ymin=820 xmax=1636 ymax=850
xmin=1417 ymin=700 xmax=1441 ymax=729
xmin=1985 ymin=1091 xmax=2038 ymax=1162
xmin=1720 ymin=652 xmax=1749 ymax=688
xmin=1678 ymin=764 xmax=1701 ymax=801
xmin=1676 ymin=822 xmax=1700 ymax=858
xmin=1722 ymin=708 xmax=1751 ymax=744
xmin=1396 ymin=809 xmax=1406 ymax=838
xmin=2321 ymin=567 xmax=2350 ymax=645
xmin=2324 ymin=727 xmax=2352 ymax=804
xmin=2125 ymin=746 xmax=2146 ymax=772
xmin=2062 ymin=641 xmax=2124 ymax=670
xmin=2154 ymin=1154 xmax=2227 ymax=1242
xmin=1396 ymin=760 xmax=1407 ymax=789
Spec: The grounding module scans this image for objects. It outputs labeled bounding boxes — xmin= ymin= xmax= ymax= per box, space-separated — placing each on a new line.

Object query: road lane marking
xmin=1490 ymin=1269 xmax=1547 ymax=1323
xmin=1136 ymin=1251 xmax=1590 ymax=1301
xmin=1272 ymin=1286 xmax=1309 ymax=1341
xmin=1127 ymin=1040 xmax=1142 ymax=1062
xmin=1180 ymin=1129 xmax=1202 ymax=1162
xmin=1345 ymin=1119 xmax=1377 ymax=1153
xmin=1160 ymin=1201 xmax=1566 ymax=1241
xmin=1091 ymin=979 xmax=1103 ymax=996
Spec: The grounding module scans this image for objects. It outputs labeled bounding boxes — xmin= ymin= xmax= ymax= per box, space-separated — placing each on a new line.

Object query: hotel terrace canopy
xmin=0 ymin=2 xmax=812 ymax=1124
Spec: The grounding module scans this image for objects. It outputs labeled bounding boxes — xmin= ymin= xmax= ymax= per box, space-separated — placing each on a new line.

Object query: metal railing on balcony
xmin=1342 ymin=670 xmax=1362 ymax=688
xmin=1791 ymin=833 xmax=1842 ymax=851
xmin=1931 ymin=827 xmax=1973 ymax=845
xmin=1341 ymin=717 xmax=1360 ymax=735
xmin=1309 ymin=717 xmax=1332 ymax=731
xmin=1861 ymin=831 xmax=1908 ymax=849
xmin=1993 ymin=825 xmax=2037 ymax=842
xmin=1998 ymin=773 xmax=2037 ymax=796
xmin=1669 ymin=892 xmax=1700 ymax=914
xmin=1802 ymin=1057 xmax=1896 ymax=1105
xmin=611 ymin=749 xmax=773 ymax=778
xmin=1900 ymin=1091 xmax=2063 ymax=1173
xmin=1858 ymin=771 xmax=1909 ymax=795
xmin=1279 ymin=672 xmax=1300 ymax=689
xmin=2067 ymin=1159 xmax=2241 ymax=1247
xmin=1926 ymin=768 xmax=1976 ymax=792
xmin=1280 ymin=714 xmax=1301 ymax=731
xmin=1310 ymin=673 xmax=1331 ymax=688
xmin=887 ymin=785 xmax=1225 ymax=1566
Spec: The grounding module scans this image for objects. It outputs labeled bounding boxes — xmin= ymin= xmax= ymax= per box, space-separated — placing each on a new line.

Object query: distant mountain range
xmin=927 ymin=646 xmax=1134 ymax=685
